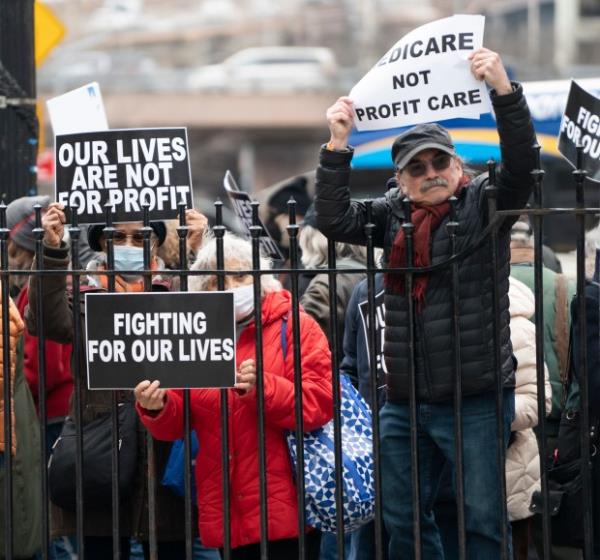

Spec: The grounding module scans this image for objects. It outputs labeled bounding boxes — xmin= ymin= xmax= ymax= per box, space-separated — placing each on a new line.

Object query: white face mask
xmin=229 ymin=284 xmax=255 ymax=323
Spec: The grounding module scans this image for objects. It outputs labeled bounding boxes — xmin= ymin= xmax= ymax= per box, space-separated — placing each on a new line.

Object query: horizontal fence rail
xmin=0 ymin=153 xmax=597 ymax=560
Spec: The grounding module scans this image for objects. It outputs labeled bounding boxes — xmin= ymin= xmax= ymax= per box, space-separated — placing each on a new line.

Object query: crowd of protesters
xmin=0 ymin=46 xmax=597 ymax=560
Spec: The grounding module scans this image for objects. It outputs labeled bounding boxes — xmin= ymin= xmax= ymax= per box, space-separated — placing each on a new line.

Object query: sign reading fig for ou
xmin=55 ymin=128 xmax=194 ymax=224
xmin=558 ymin=80 xmax=600 ymax=182
xmin=85 ymin=292 xmax=236 ymax=389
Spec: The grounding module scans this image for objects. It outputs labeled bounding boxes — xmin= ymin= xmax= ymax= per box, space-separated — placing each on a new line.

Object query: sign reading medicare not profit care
xmin=350 ymin=14 xmax=491 ymax=132
xmin=558 ymin=80 xmax=600 ymax=182
xmin=85 ymin=292 xmax=236 ymax=389
xmin=55 ymin=128 xmax=193 ymax=223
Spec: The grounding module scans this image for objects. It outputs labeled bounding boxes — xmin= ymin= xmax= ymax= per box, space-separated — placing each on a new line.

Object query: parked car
xmin=37 ymin=50 xmax=160 ymax=94
xmin=187 ymin=46 xmax=338 ymax=92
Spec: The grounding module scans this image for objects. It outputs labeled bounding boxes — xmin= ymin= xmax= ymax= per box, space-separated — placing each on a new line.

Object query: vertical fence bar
xmin=32 ymin=204 xmax=49 ymax=559
xmin=177 ymin=203 xmax=194 ymax=560
xmin=573 ymin=146 xmax=594 ymax=559
xmin=326 ymin=236 xmax=346 ymax=557
xmin=32 ymin=204 xmax=50 ymax=560
xmin=485 ymin=161 xmax=509 ymax=560
xmin=67 ymin=205 xmax=86 ymax=560
xmin=142 ymin=205 xmax=158 ymax=560
xmin=250 ymin=201 xmax=269 ymax=559
xmin=0 ymin=203 xmax=14 ymax=560
xmin=402 ymin=197 xmax=421 ymax=560
xmin=446 ymin=197 xmax=466 ymax=560
xmin=531 ymin=145 xmax=551 ymax=559
xmin=364 ymin=199 xmax=384 ymax=560
xmin=286 ymin=198 xmax=307 ymax=559
xmin=103 ymin=205 xmax=121 ymax=559
xmin=214 ymin=200 xmax=232 ymax=559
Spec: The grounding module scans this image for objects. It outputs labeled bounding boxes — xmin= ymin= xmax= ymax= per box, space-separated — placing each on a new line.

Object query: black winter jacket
xmin=315 ymin=83 xmax=537 ymax=403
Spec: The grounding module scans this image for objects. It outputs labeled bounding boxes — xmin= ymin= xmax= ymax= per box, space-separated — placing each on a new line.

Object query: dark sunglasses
xmin=111 ymin=230 xmax=148 ymax=247
xmin=402 ymin=153 xmax=453 ymax=178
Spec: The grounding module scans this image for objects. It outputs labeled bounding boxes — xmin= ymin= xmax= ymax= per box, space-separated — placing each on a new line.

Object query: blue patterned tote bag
xmin=281 ymin=316 xmax=375 ymax=533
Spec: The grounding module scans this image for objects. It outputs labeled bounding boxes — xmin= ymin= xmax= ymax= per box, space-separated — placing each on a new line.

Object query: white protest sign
xmin=47 ymin=82 xmax=109 ymax=135
xmin=350 ymin=15 xmax=491 ymax=132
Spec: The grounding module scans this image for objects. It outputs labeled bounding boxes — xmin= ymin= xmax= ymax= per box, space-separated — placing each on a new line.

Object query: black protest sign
xmin=358 ymin=289 xmax=387 ymax=379
xmin=55 ymin=128 xmax=193 ymax=223
xmin=559 ymin=81 xmax=600 ymax=181
xmin=85 ymin=292 xmax=235 ymax=389
xmin=223 ymin=170 xmax=284 ymax=261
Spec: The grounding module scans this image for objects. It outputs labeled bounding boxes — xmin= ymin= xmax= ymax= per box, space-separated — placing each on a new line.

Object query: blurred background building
xmin=31 ymin=0 xmax=600 ymax=247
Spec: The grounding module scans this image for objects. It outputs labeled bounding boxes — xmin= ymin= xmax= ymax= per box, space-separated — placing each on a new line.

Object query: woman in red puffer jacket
xmin=135 ymin=232 xmax=333 ymax=559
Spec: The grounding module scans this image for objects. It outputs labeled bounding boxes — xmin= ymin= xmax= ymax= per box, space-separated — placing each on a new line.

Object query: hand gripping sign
xmin=350 ymin=14 xmax=491 ymax=132
xmin=55 ymin=127 xmax=194 ymax=223
xmin=559 ymin=80 xmax=600 ymax=182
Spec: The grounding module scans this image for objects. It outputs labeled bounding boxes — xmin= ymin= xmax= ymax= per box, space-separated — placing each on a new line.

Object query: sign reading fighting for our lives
xmin=223 ymin=170 xmax=284 ymax=261
xmin=55 ymin=128 xmax=193 ymax=223
xmin=350 ymin=15 xmax=491 ymax=132
xmin=358 ymin=289 xmax=387 ymax=379
xmin=558 ymin=81 xmax=600 ymax=182
xmin=85 ymin=292 xmax=236 ymax=389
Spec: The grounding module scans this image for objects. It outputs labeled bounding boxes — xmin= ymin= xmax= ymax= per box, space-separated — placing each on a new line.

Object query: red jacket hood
xmin=256 ymin=289 xmax=292 ymax=326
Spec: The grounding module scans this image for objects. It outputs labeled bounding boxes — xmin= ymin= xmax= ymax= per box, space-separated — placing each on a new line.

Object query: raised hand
xmin=185 ymin=208 xmax=208 ymax=255
xmin=42 ymin=202 xmax=66 ymax=248
xmin=469 ymin=48 xmax=512 ymax=96
xmin=326 ymin=96 xmax=355 ymax=150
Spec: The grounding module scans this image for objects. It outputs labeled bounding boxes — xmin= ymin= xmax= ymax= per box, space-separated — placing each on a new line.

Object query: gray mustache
xmin=420 ymin=177 xmax=449 ymax=193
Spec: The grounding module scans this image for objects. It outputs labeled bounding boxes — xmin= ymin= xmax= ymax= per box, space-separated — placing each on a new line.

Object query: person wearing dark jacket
xmin=572 ymin=245 xmax=600 ymax=415
xmin=340 ymin=274 xmax=385 ymax=410
xmin=315 ymin=48 xmax=537 ymax=558
xmin=25 ymin=202 xmax=207 ymax=559
xmin=299 ymin=205 xmax=368 ymax=363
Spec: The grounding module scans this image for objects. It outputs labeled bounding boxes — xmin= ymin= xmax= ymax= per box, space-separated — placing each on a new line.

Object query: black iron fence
xmin=0 ymin=147 xmax=598 ymax=560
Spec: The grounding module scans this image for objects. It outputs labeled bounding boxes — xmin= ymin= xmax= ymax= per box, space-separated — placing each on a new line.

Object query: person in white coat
xmin=507 ymin=276 xmax=552 ymax=559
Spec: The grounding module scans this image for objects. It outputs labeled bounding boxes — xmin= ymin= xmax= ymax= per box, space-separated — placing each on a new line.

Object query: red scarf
xmin=386 ymin=181 xmax=467 ymax=307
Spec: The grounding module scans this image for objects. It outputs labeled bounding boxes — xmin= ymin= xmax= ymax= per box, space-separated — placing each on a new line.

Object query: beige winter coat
xmin=506 ymin=276 xmax=552 ymax=521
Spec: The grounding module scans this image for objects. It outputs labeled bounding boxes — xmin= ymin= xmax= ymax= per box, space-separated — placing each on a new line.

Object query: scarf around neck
xmin=385 ymin=181 xmax=467 ymax=308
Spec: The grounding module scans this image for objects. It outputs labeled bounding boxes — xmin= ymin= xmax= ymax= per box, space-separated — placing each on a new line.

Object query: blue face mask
xmin=113 ymin=245 xmax=145 ymax=274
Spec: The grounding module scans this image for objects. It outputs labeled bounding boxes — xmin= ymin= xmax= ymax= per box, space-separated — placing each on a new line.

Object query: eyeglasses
xmin=111 ymin=230 xmax=150 ymax=247
xmin=402 ymin=153 xmax=453 ymax=178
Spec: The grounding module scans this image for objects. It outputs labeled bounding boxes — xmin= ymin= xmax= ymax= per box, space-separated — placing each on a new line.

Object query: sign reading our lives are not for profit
xmin=55 ymin=128 xmax=193 ymax=223
xmin=350 ymin=14 xmax=491 ymax=132
xmin=85 ymin=292 xmax=236 ymax=389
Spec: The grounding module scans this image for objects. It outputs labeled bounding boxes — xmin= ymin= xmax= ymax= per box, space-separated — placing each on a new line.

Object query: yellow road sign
xmin=35 ymin=2 xmax=65 ymax=67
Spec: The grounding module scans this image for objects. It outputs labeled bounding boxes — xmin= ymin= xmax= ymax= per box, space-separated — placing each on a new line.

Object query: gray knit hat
xmin=7 ymin=195 xmax=51 ymax=252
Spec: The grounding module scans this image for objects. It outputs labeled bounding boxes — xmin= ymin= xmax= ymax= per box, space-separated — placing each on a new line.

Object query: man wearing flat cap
xmin=315 ymin=48 xmax=538 ymax=558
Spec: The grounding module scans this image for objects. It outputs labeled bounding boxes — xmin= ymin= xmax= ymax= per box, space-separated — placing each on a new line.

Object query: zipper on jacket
xmin=416 ymin=312 xmax=433 ymax=401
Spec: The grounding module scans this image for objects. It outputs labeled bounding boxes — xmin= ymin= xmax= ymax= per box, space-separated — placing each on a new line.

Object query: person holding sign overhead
xmin=25 ymin=202 xmax=208 ymax=559
xmin=134 ymin=232 xmax=333 ymax=559
xmin=315 ymin=47 xmax=538 ymax=558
